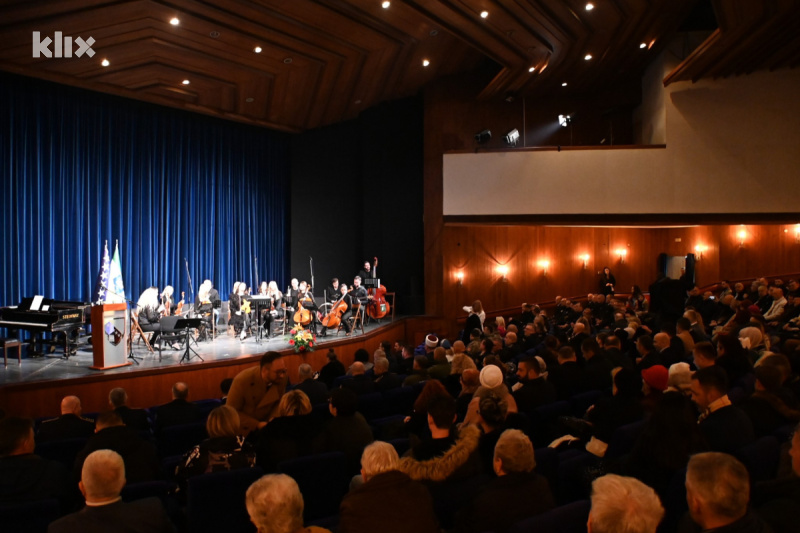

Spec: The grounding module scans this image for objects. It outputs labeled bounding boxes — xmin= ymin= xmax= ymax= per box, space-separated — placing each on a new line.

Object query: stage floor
xmin=0 ymin=319 xmax=391 ymax=386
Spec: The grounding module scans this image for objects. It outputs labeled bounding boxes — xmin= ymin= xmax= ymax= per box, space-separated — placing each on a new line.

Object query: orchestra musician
xmin=158 ymin=285 xmax=174 ymax=316
xmin=263 ymin=281 xmax=284 ymax=338
xmin=205 ymin=279 xmax=222 ymax=325
xmin=320 ymin=283 xmax=353 ymax=337
xmin=297 ymin=281 xmax=319 ymax=334
xmin=228 ymin=281 xmax=245 ymax=337
xmin=285 ymin=278 xmax=300 ymax=326
xmin=195 ymin=281 xmax=214 ymax=339
xmin=136 ymin=287 xmax=161 ymax=343
xmin=257 ymin=282 xmax=269 ymax=295
xmin=357 ymin=259 xmax=377 ymax=282
xmin=326 ymin=278 xmax=340 ymax=303
xmin=352 ymin=276 xmax=369 ymax=307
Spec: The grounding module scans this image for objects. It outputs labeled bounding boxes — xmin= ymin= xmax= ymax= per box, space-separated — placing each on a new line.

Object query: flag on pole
xmin=107 ymin=240 xmax=127 ymax=304
xmin=92 ymin=241 xmax=111 ymax=304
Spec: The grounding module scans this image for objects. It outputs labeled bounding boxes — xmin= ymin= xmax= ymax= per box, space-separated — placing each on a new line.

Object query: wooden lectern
xmin=90 ymin=303 xmax=131 ymax=370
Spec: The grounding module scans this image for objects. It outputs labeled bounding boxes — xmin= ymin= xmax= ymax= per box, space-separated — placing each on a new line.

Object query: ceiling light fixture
xmin=528 ymin=66 xmax=536 ymax=73
xmin=422 ymin=59 xmax=430 ymax=67
xmin=182 ymin=79 xmax=190 ymax=85
xmin=558 ymin=114 xmax=571 ymax=127
xmin=585 ymin=3 xmax=594 ymax=10
xmin=639 ymin=43 xmax=647 ymax=49
xmin=254 ymin=46 xmax=262 ymax=53
xmin=480 ymin=11 xmax=489 ymax=18
xmin=561 ymin=82 xmax=568 ymax=87
xmin=170 ymin=17 xmax=180 ymax=25
xmin=382 ymin=1 xmax=390 ymax=8
xmin=101 ymin=59 xmax=110 ymax=67
xmin=283 ymin=57 xmax=293 ymax=64
xmin=584 ymin=53 xmax=593 ymax=60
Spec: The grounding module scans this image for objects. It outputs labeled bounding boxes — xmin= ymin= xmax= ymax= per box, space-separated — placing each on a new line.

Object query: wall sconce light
xmin=694 ymin=245 xmax=707 ymax=261
xmin=578 ymin=254 xmax=590 ymax=269
xmin=504 ymin=128 xmax=520 ymax=146
xmin=795 ymin=224 xmax=800 ymax=244
xmin=455 ymin=271 xmax=464 ymax=286
xmin=496 ymin=264 xmax=509 ymax=281
xmin=737 ymin=227 xmax=747 ymax=247
xmin=538 ymin=260 xmax=550 ymax=276
xmin=616 ymin=249 xmax=627 ymax=263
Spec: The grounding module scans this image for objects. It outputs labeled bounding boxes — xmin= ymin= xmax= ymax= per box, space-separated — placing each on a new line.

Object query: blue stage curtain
xmin=0 ymin=73 xmax=289 ymax=306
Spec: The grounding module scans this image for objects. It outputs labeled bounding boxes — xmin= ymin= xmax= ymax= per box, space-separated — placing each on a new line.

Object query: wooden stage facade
xmin=0 ymin=316 xmax=451 ymax=420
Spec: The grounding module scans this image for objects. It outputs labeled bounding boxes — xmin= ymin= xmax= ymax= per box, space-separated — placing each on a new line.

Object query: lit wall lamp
xmin=497 ymin=264 xmax=509 ymax=281
xmin=578 ymin=254 xmax=590 ymax=269
xmin=616 ymin=249 xmax=627 ymax=264
xmin=737 ymin=227 xmax=747 ymax=247
xmin=538 ymin=260 xmax=550 ymax=276
xmin=455 ymin=271 xmax=464 ymax=286
xmin=795 ymin=224 xmax=800 ymax=244
xmin=694 ymin=245 xmax=707 ymax=261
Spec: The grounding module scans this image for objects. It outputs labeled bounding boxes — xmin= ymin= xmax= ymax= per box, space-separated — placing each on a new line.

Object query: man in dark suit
xmin=691 ymin=366 xmax=755 ymax=454
xmin=635 ymin=335 xmax=663 ymax=371
xmin=512 ymin=356 xmax=556 ymax=414
xmin=49 ymin=449 xmax=175 ymax=533
xmin=293 ymin=363 xmax=329 ymax=405
xmin=109 ymin=387 xmax=151 ymax=433
xmin=37 ymin=395 xmax=95 ymax=442
xmin=653 ymin=332 xmax=683 ymax=368
xmin=341 ymin=362 xmax=376 ymax=396
xmin=602 ymin=335 xmax=633 ymax=370
xmin=154 ymin=382 xmax=201 ymax=434
xmin=548 ymin=346 xmax=583 ymax=400
xmin=372 ymin=356 xmax=403 ymax=392
xmin=580 ymin=338 xmax=614 ymax=392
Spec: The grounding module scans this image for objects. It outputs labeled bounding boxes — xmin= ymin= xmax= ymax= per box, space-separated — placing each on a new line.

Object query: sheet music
xmin=31 ymin=295 xmax=44 ymax=311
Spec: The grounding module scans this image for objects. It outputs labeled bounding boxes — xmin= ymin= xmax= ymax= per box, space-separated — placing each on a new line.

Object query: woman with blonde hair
xmin=496 ymin=316 xmax=507 ymax=336
xmin=256 ymin=390 xmax=322 ymax=470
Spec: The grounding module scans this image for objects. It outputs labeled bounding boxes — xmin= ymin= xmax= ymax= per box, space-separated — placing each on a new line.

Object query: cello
xmin=321 ymin=290 xmax=349 ymax=329
xmin=293 ymin=292 xmax=313 ymax=327
xmin=367 ymin=256 xmax=390 ymax=320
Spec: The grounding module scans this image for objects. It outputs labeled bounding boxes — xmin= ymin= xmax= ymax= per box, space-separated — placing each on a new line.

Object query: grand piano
xmin=0 ymin=296 xmax=91 ymax=358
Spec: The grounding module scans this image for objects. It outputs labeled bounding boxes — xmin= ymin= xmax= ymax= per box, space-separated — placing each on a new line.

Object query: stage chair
xmin=278 ymin=451 xmax=349 ymax=522
xmin=337 ymin=304 xmax=365 ymax=336
xmin=1 ymin=337 xmax=22 ymax=366
xmin=186 ymin=466 xmax=264 ymax=533
xmin=157 ymin=315 xmax=184 ymax=362
xmin=0 ymin=498 xmax=61 ymax=533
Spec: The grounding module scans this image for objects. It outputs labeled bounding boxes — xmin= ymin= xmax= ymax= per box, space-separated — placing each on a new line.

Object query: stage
xmin=0 ymin=315 xmax=450 ymax=419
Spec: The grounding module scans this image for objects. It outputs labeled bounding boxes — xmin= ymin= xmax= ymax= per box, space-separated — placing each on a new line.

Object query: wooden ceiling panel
xmin=1 ymin=0 xmax=791 ymax=132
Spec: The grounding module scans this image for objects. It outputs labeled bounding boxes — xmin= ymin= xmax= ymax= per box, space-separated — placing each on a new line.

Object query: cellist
xmin=320 ymin=283 xmax=353 ymax=337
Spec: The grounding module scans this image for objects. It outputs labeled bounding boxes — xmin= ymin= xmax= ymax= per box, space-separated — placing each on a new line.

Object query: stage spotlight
xmin=504 ymin=129 xmax=520 ymax=146
xmin=558 ymin=114 xmax=571 ymax=127
xmin=474 ymin=129 xmax=492 ymax=144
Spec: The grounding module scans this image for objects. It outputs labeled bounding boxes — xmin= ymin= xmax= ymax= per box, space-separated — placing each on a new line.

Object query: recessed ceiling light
xmin=430 ymin=29 xmax=439 ymax=36
xmin=584 ymin=54 xmax=593 ymax=60
xmin=382 ymin=1 xmax=390 ymax=8
xmin=182 ymin=79 xmax=190 ymax=85
xmin=562 ymin=82 xmax=568 ymax=87
xmin=355 ymin=99 xmax=362 ymax=104
xmin=245 ymin=97 xmax=254 ymax=103
xmin=639 ymin=42 xmax=647 ymax=49
xmin=101 ymin=59 xmax=110 ymax=67
xmin=283 ymin=57 xmax=293 ymax=64
xmin=422 ymin=59 xmax=430 ymax=67
xmin=528 ymin=66 xmax=536 ymax=73
xmin=209 ymin=31 xmax=220 ymax=39
xmin=480 ymin=11 xmax=489 ymax=18
xmin=170 ymin=17 xmax=180 ymax=25
xmin=585 ymin=3 xmax=594 ymax=11
xmin=254 ymin=46 xmax=262 ymax=53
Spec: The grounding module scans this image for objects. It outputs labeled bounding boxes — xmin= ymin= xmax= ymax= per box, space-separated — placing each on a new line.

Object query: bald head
xmin=172 ymin=382 xmax=189 ymax=400
xmin=351 ymin=361 xmax=366 ymax=376
xmin=653 ymin=333 xmax=670 ymax=351
xmin=61 ymin=396 xmax=82 ymax=415
xmin=573 ymin=322 xmax=585 ymax=334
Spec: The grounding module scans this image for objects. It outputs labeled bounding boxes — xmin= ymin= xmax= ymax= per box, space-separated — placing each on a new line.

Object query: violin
xmin=366 ymin=256 xmax=390 ymax=320
xmin=175 ymin=291 xmax=185 ymax=316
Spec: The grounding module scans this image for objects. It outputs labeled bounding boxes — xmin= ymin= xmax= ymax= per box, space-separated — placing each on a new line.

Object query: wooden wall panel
xmin=441 ymin=223 xmax=800 ymax=321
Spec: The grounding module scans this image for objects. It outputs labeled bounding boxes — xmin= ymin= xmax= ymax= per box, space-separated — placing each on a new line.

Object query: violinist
xmin=285 ymin=278 xmax=300 ymax=326
xmin=195 ymin=281 xmax=214 ymax=339
xmin=228 ymin=281 xmax=245 ymax=337
xmin=263 ymin=281 xmax=284 ymax=338
xmin=257 ymin=281 xmax=269 ymax=295
xmin=158 ymin=285 xmax=175 ymax=316
xmin=137 ymin=286 xmax=161 ymax=343
xmin=320 ymin=284 xmax=352 ymax=337
xmin=236 ymin=282 xmax=252 ymax=340
xmin=352 ymin=276 xmax=369 ymax=307
xmin=326 ymin=278 xmax=340 ymax=303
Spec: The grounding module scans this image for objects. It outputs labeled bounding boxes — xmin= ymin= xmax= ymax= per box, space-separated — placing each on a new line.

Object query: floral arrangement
xmin=288 ymin=327 xmax=316 ymax=354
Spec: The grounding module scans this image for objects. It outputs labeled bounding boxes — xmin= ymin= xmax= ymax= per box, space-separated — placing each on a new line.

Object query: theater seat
xmin=604 ymin=419 xmax=646 ymax=460
xmin=735 ymin=435 xmax=781 ymax=483
xmin=0 ymin=498 xmax=61 ymax=533
xmin=186 ymin=466 xmax=264 ymax=533
xmin=508 ymin=499 xmax=590 ymax=533
xmin=157 ymin=421 xmax=207 ymax=457
xmin=278 ymin=451 xmax=349 ymax=522
xmin=34 ymin=437 xmax=88 ymax=471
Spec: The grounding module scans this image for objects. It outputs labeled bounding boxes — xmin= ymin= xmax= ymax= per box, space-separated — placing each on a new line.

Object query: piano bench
xmin=1 ymin=338 xmax=22 ymax=366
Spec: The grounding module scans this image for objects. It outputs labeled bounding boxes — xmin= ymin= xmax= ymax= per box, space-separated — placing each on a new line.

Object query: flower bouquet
xmin=287 ymin=327 xmax=316 ymax=354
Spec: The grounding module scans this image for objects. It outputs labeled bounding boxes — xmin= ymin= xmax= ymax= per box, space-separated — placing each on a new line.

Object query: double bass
xmin=366 ymin=256 xmax=390 ymax=320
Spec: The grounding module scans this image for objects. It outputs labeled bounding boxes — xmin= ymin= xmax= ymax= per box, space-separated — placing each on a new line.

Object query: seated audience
xmin=462 ymin=365 xmax=517 ymax=427
xmin=318 ymin=349 xmax=346 ymax=389
xmin=338 ymin=441 xmax=439 ymax=533
xmin=0 ymin=416 xmax=73 ymax=506
xmin=341 ymin=361 xmax=375 ymax=396
xmin=548 ymin=346 xmax=583 ymax=400
xmin=738 ymin=365 xmax=800 ymax=438
xmin=580 ymin=338 xmax=615 ymax=392
xmin=37 ymin=395 xmax=95 ymax=442
xmin=154 ymin=381 xmax=201 ymax=434
xmin=293 ymin=363 xmax=329 ymax=405
xmin=315 ymin=388 xmax=373 ymax=474
xmin=512 ymin=356 xmax=556 ymax=414
xmin=690 ymin=366 xmax=755 ymax=454
xmin=428 ymin=347 xmax=451 ymax=381
xmin=475 ymin=394 xmax=508 ymax=473
xmin=246 ymin=474 xmax=332 ymax=533
xmin=220 ymin=377 xmax=233 ymax=403
xmin=176 ymin=405 xmax=255 ymax=486
xmin=456 ymin=368 xmax=480 ymax=422
xmin=666 ymin=362 xmax=693 ymax=397
xmin=681 ymin=452 xmax=770 ymax=532
xmin=692 ymin=341 xmax=716 ymax=370
xmin=455 ymin=429 xmax=555 ymax=533
xmin=715 ymin=334 xmax=754 ymax=387
xmin=636 ymin=335 xmax=663 ymax=370
xmin=347 ymin=348 xmax=373 ymax=375
xmin=403 ymin=355 xmax=430 ymax=387
xmin=603 ymin=335 xmax=633 ymax=370
xmin=256 ymin=390 xmax=322 ymax=471
xmin=372 ymin=356 xmax=403 ymax=392
xmin=584 ymin=368 xmax=644 ymax=452
xmin=641 ymin=364 xmax=668 ymax=414
xmin=48 ymin=449 xmax=175 ymax=533
xmin=753 ymin=421 xmax=800 ymax=533
xmin=227 ymin=351 xmax=288 ymax=435
xmin=108 ymin=387 xmax=151 ymax=433
xmin=74 ymin=411 xmax=159 ymax=484
xmin=589 ymin=474 xmax=664 ymax=533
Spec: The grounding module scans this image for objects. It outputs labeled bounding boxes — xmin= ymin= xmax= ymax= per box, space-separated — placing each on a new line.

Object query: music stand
xmin=175 ymin=318 xmax=204 ymax=364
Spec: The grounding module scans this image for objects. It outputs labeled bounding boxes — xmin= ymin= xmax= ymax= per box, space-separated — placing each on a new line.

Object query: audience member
xmin=738 ymin=365 xmax=800 ymax=438
xmin=341 ymin=361 xmax=375 ymax=396
xmin=318 ymin=349 xmax=346 ymax=388
xmin=246 ymin=474 xmax=332 ymax=533
xmin=372 ymin=356 xmax=403 ymax=392
xmin=48 ymin=449 xmax=175 ymax=533
xmin=690 ymin=366 xmax=755 ymax=454
xmin=256 ymin=390 xmax=322 ymax=471
xmin=681 ymin=452 xmax=770 ymax=533
xmin=428 ymin=347 xmax=451 ymax=381
xmin=74 ymin=411 xmax=159 ymax=484
xmin=220 ymin=377 xmax=233 ymax=403
xmin=588 ymin=474 xmax=664 ymax=533
xmin=692 ymin=341 xmax=716 ymax=370
xmin=402 ymin=355 xmax=430 ymax=386
xmin=603 ymin=335 xmax=633 ymax=370
xmin=462 ymin=365 xmax=517 ymax=427
xmin=315 ymin=388 xmax=373 ymax=474
xmin=584 ymin=368 xmax=644 ymax=452
xmin=293 ymin=363 xmax=329 ymax=405
xmin=636 ymin=335 xmax=663 ymax=370
xmin=108 ymin=387 xmax=151 ymax=433
xmin=512 ymin=356 xmax=556 ymax=414
xmin=347 ymin=349 xmax=373 ymax=375
xmin=455 ymin=429 xmax=555 ymax=533
xmin=456 ymin=368 xmax=480 ymax=422
xmin=227 ymin=351 xmax=288 ymax=434
xmin=580 ymin=337 xmax=615 ymax=392
xmin=715 ymin=334 xmax=754 ymax=387
xmin=753 ymin=421 xmax=800 ymax=533
xmin=548 ymin=346 xmax=583 ymax=400
xmin=641 ymin=364 xmax=668 ymax=414
xmin=475 ymin=393 xmax=508 ymax=473
xmin=154 ymin=381 xmax=201 ymax=434
xmin=338 ymin=441 xmax=439 ymax=533
xmin=37 ymin=395 xmax=95 ymax=442
xmin=667 ymin=362 xmax=693 ymax=397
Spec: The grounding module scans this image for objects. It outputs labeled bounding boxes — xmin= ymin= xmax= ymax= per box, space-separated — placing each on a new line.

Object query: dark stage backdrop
xmin=290 ymin=96 xmax=425 ymax=315
xmin=0 ymin=73 xmax=290 ymax=307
